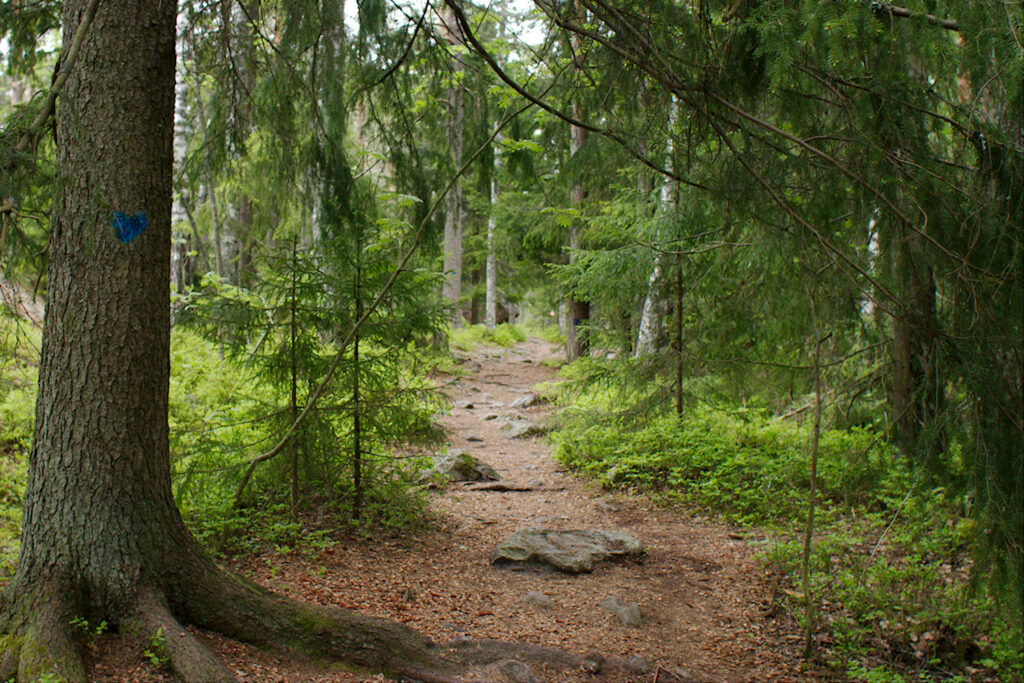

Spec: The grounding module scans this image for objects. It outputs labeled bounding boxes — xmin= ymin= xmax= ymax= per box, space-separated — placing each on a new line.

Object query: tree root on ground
xmin=1 ymin=554 xmax=655 ymax=682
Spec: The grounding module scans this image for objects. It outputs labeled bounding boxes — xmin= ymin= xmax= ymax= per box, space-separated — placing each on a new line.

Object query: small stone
xmin=509 ymin=394 xmax=537 ymax=409
xmin=401 ymin=586 xmax=417 ymax=603
xmin=454 ymin=400 xmax=475 ymax=410
xmin=465 ymin=433 xmax=485 ymax=442
xmin=483 ymin=413 xmax=500 ymax=421
xmin=527 ymin=479 xmax=545 ymax=488
xmin=599 ymin=595 xmax=644 ymax=627
xmin=522 ymin=590 xmax=554 ymax=609
xmin=501 ymin=419 xmax=542 ymax=439
xmin=596 ymin=500 xmax=617 ymax=513
xmin=421 ymin=451 xmax=500 ymax=483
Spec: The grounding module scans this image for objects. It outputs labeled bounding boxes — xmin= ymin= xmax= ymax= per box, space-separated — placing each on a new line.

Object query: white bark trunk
xmin=170 ymin=18 xmax=190 ymax=292
xmin=635 ymin=96 xmax=677 ymax=357
xmin=441 ymin=6 xmax=465 ymax=326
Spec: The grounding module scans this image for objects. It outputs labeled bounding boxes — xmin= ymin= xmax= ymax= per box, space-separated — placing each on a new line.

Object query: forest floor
xmin=91 ymin=337 xmax=817 ymax=682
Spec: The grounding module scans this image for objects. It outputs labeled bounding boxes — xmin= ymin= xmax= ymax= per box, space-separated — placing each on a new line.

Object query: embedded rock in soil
xmin=599 ymin=595 xmax=644 ymax=627
xmin=421 ymin=450 xmax=500 ymax=484
xmin=522 ymin=590 xmax=555 ymax=609
xmin=501 ymin=418 xmax=543 ymax=439
xmin=509 ymin=394 xmax=538 ymax=409
xmin=491 ymin=528 xmax=643 ymax=573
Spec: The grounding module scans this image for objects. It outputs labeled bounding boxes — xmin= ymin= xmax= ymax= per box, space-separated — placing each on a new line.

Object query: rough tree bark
xmin=0 ymin=3 xmax=653 ymax=681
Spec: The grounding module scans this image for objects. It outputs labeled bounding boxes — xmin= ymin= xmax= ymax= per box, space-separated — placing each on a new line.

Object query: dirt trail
xmin=415 ymin=338 xmax=806 ymax=681
xmin=92 ymin=338 xmax=809 ymax=681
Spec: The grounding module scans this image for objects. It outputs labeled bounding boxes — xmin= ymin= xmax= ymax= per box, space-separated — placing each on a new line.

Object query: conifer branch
xmin=443 ymin=0 xmax=710 ymax=193
xmin=870 ymin=2 xmax=960 ymax=32
xmin=14 ymin=0 xmax=102 ymax=157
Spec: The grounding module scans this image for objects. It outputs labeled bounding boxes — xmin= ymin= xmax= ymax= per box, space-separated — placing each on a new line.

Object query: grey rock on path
xmin=522 ymin=590 xmax=555 ymax=609
xmin=421 ymin=451 xmax=500 ymax=484
xmin=501 ymin=418 xmax=543 ymax=439
xmin=491 ymin=528 xmax=644 ymax=573
xmin=599 ymin=595 xmax=644 ymax=627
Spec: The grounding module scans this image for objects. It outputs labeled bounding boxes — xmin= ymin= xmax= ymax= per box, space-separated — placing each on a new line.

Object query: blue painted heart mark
xmin=112 ymin=211 xmax=149 ymax=243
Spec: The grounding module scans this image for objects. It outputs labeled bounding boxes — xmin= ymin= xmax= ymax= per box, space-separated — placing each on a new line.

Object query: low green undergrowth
xmin=0 ymin=313 xmax=37 ymax=582
xmin=0 ymin=315 xmax=439 ymax=573
xmin=448 ymin=323 xmax=527 ymax=350
xmin=551 ymin=407 xmax=1022 ymax=680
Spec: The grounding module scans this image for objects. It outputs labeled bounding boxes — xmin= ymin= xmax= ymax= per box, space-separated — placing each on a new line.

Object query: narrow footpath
xmin=91 ymin=338 xmax=809 ymax=682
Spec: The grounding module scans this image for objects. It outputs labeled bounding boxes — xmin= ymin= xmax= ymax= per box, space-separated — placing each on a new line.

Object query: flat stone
xmin=465 ymin=433 xmax=485 ymax=442
xmin=599 ymin=595 xmax=644 ymax=627
xmin=454 ymin=400 xmax=475 ymax=410
xmin=483 ymin=413 xmax=500 ymax=421
xmin=491 ymin=528 xmax=644 ymax=573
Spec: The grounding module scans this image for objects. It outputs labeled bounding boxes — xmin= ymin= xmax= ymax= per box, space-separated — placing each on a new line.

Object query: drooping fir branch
xmin=869 ymin=2 xmax=960 ymax=32
xmin=442 ymin=0 xmax=710 ymax=193
xmin=1 ymin=0 xmax=101 ymax=216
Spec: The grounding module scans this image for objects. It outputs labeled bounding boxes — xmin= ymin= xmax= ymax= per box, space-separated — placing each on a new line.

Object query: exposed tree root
xmin=1 ymin=549 xmax=655 ymax=682
xmin=126 ymin=586 xmax=235 ymax=683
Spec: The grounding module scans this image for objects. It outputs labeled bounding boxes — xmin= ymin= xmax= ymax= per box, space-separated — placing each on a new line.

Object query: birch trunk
xmin=636 ymin=96 xmax=677 ymax=357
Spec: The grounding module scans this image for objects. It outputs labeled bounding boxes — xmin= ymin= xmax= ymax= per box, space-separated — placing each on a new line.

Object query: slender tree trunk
xmin=802 ymin=301 xmax=824 ymax=658
xmin=441 ymin=6 xmax=465 ymax=327
xmin=636 ymin=97 xmax=677 ymax=358
xmin=565 ymin=0 xmax=590 ymax=360
xmin=289 ymin=239 xmax=299 ymax=518
xmin=170 ymin=15 xmax=192 ymax=295
xmin=485 ymin=135 xmax=502 ymax=332
xmin=674 ymin=248 xmax=683 ymax=418
xmin=193 ymin=90 xmax=226 ymax=279
xmin=891 ymin=234 xmax=945 ymax=460
xmin=566 ymin=101 xmax=588 ymax=360
xmin=352 ymin=242 xmax=364 ymax=520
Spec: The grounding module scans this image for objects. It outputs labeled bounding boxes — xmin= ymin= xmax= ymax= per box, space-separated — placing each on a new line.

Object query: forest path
xmin=408 ymin=337 xmax=806 ymax=681
xmin=93 ymin=338 xmax=807 ymax=681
